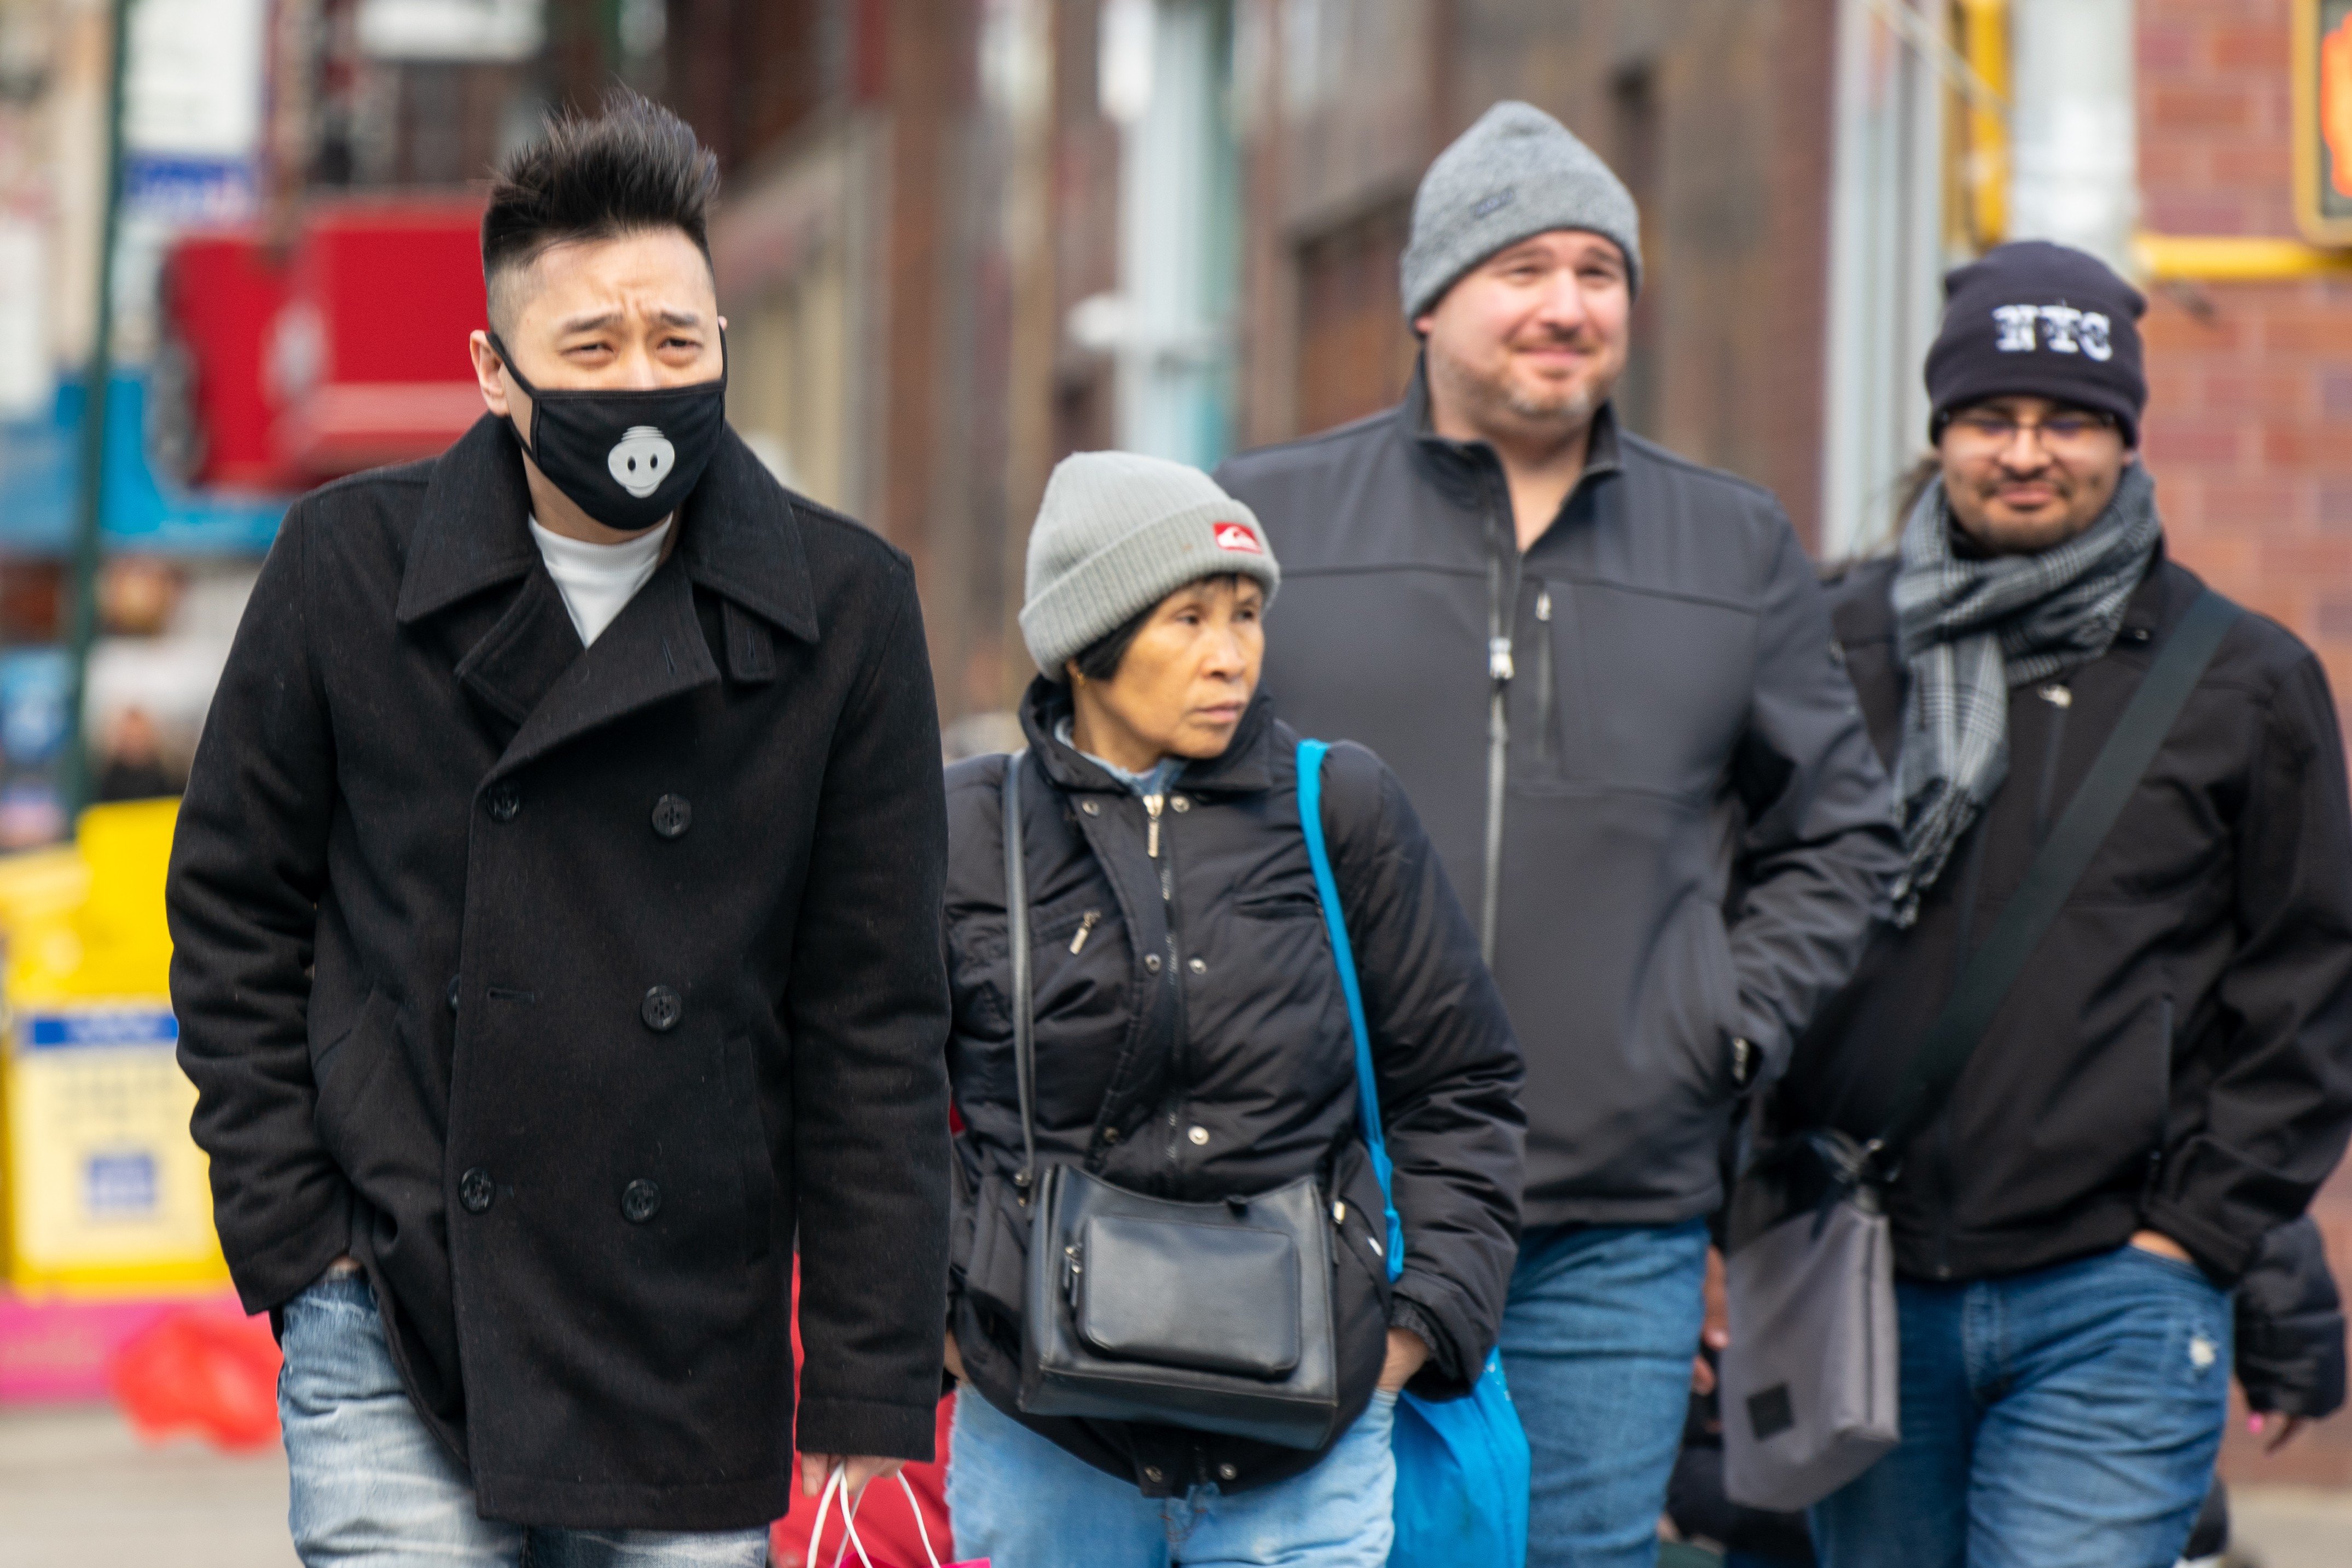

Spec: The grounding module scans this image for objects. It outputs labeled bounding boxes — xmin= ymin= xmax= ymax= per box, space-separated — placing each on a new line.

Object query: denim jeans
xmin=279 ymin=1275 xmax=771 ymax=1568
xmin=1500 ymin=1218 xmax=1712 ymax=1568
xmin=944 ymin=1384 xmax=1397 ymax=1567
xmin=1808 ymin=1244 xmax=2233 ymax=1568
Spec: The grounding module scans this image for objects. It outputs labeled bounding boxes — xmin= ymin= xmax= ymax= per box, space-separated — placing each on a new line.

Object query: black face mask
xmin=488 ymin=333 xmax=729 ymax=532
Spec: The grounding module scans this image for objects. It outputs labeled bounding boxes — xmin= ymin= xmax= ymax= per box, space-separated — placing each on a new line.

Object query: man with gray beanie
xmin=1770 ymin=239 xmax=2352 ymax=1566
xmin=1217 ymin=101 xmax=1901 ymax=1564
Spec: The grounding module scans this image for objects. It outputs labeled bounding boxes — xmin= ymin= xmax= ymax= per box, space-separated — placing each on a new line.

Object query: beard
xmin=1505 ymin=378 xmax=1602 ymax=425
xmin=1427 ymin=329 xmax=1623 ymax=439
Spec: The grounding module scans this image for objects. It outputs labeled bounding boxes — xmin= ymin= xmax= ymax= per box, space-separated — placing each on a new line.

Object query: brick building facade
xmin=2135 ymin=0 xmax=2352 ymax=1489
xmin=663 ymin=0 xmax=1852 ymax=723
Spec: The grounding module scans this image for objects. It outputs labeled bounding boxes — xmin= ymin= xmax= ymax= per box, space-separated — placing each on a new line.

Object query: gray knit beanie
xmin=1020 ymin=451 xmax=1280 ymax=680
xmin=1399 ymin=101 xmax=1642 ymax=322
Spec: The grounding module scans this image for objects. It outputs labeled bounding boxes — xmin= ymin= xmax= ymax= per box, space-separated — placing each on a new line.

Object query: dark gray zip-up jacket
xmin=1217 ymin=374 xmax=1901 ymax=1227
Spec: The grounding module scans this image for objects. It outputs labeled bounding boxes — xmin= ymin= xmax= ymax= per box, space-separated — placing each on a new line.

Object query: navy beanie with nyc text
xmin=1924 ymin=239 xmax=2148 ymax=445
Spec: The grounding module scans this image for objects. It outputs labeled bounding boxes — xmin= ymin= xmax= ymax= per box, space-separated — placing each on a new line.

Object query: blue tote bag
xmin=1297 ymin=740 xmax=1531 ymax=1568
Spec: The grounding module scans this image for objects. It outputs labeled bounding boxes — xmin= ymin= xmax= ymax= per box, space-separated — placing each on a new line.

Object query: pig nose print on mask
xmin=486 ymin=330 xmax=728 ymax=529
xmin=607 ymin=427 xmax=676 ymax=498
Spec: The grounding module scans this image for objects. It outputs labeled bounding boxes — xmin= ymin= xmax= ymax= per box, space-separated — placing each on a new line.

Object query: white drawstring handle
xmin=808 ymin=1465 xmax=875 ymax=1568
xmin=895 ymin=1473 xmax=944 ymax=1568
xmin=810 ymin=1465 xmax=943 ymax=1568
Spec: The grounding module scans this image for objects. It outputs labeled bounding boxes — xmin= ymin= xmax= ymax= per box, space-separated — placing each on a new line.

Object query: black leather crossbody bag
xmin=1000 ymin=754 xmax=1343 ymax=1451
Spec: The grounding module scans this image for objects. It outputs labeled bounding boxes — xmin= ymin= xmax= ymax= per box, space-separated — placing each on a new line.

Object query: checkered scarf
xmin=1888 ymin=462 xmax=2162 ymax=924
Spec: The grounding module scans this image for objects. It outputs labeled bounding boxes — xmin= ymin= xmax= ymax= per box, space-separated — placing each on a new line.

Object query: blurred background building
xmin=5 ymin=0 xmax=2352 ymax=1554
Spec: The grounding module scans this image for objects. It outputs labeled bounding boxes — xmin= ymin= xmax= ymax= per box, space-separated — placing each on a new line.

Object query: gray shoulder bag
xmin=1719 ymin=588 xmax=2240 ymax=1511
xmin=999 ymin=753 xmax=1344 ymax=1450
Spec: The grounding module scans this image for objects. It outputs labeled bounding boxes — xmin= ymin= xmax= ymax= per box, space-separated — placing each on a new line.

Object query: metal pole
xmin=63 ymin=0 xmax=134 ymax=820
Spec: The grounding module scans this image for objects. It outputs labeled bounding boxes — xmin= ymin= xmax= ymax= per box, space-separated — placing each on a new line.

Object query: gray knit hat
xmin=1399 ymin=101 xmax=1642 ymax=322
xmin=1020 ymin=451 xmax=1280 ymax=680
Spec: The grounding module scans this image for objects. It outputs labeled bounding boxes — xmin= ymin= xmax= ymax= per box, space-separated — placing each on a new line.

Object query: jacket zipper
xmin=1145 ymin=792 xmax=1187 ymax=1162
xmin=1534 ymin=588 xmax=1554 ymax=764
xmin=1932 ymin=684 xmax=2070 ymax=1275
xmin=1932 ymin=683 xmax=2074 ymax=1272
xmin=1068 ymin=909 xmax=1101 ymax=955
xmin=1927 ymin=823 xmax=1994 ymax=1280
xmin=2033 ymin=683 xmax=2072 ymax=846
xmin=1480 ymin=466 xmax=1520 ymax=966
xmin=1930 ymin=1110 xmax=1956 ymax=1279
xmin=2142 ymin=995 xmax=2174 ymax=1212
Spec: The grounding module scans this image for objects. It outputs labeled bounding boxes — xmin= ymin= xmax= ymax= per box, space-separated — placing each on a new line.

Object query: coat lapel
xmin=675 ymin=431 xmax=820 ymax=644
xmin=396 ymin=416 xmax=542 ymax=625
xmin=453 ymin=570 xmax=581 ymax=727
xmin=487 ymin=554 xmax=721 ymax=779
xmin=399 ymin=415 xmax=820 ymax=773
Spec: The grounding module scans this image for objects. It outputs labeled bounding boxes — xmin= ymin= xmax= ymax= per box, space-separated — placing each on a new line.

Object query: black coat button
xmin=641 ymin=985 xmax=683 ymax=1032
xmin=460 ymin=1167 xmax=494 ymax=1213
xmin=447 ymin=974 xmax=461 ymax=1013
xmin=486 ymin=782 xmax=521 ymax=822
xmin=651 ymin=794 xmax=692 ymax=838
xmin=621 ymin=1179 xmax=662 ymax=1223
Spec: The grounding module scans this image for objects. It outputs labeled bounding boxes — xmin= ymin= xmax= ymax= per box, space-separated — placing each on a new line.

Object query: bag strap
xmin=1872 ymin=587 xmax=2240 ymax=1158
xmin=1003 ymin=751 xmax=1038 ymax=1199
xmin=1297 ymin=738 xmax=1407 ymax=1282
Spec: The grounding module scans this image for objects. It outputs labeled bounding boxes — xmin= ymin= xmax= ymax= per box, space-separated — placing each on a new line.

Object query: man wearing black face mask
xmin=166 ymin=92 xmax=953 ymax=1565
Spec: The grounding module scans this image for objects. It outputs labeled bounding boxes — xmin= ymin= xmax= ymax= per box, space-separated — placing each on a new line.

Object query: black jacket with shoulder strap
xmin=167 ymin=416 xmax=953 ymax=1529
xmin=1775 ymin=552 xmax=2352 ymax=1286
xmin=942 ymin=682 xmax=1524 ymax=1496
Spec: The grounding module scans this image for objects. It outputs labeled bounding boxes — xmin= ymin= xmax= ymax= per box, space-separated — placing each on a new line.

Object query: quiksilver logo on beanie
xmin=1214 ymin=522 xmax=1263 ymax=554
xmin=1990 ymin=305 xmax=2114 ymax=362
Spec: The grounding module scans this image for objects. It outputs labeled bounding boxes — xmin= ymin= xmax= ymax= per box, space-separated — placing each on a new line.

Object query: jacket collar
xmin=398 ymin=414 xmax=818 ymax=643
xmin=1396 ymin=354 xmax=1623 ymax=510
xmin=1017 ymin=677 xmax=1275 ymax=797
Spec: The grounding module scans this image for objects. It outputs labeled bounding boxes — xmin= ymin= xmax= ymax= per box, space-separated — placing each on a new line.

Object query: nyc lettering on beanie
xmin=1923 ymin=239 xmax=2147 ymax=445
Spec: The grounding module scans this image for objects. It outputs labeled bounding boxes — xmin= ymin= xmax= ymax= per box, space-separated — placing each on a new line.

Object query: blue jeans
xmin=279 ymin=1275 xmax=770 ymax=1567
xmin=1809 ymin=1244 xmax=2233 ymax=1568
xmin=944 ymin=1384 xmax=1397 ymax=1567
xmin=1501 ymin=1218 xmax=1711 ymax=1568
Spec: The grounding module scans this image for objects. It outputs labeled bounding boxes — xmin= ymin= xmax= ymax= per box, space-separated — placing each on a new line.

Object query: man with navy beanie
xmin=1776 ymin=239 xmax=2352 ymax=1564
xmin=1925 ymin=238 xmax=2148 ymax=445
xmin=1218 ymin=103 xmax=1902 ymax=1564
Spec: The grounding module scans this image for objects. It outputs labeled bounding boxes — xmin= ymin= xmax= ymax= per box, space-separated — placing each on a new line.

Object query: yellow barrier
xmin=0 ymin=800 xmax=228 ymax=1293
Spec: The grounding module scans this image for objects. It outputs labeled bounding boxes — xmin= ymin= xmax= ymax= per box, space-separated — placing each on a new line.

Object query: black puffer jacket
xmin=942 ymin=682 xmax=1524 ymax=1496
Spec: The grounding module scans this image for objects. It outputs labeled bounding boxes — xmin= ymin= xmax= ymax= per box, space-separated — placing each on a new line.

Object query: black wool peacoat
xmin=166 ymin=415 xmax=953 ymax=1530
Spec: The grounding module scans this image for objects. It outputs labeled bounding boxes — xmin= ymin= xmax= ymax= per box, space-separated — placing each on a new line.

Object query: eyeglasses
xmin=1944 ymin=410 xmax=2118 ymax=450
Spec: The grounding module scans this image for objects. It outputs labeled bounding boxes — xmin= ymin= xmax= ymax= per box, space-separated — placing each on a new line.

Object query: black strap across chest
xmin=1872 ymin=587 xmax=2240 ymax=1160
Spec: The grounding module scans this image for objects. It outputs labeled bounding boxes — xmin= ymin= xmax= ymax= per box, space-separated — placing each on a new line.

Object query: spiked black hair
xmin=481 ymin=89 xmax=719 ymax=330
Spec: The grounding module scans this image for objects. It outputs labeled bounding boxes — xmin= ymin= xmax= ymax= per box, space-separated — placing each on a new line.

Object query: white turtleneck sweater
xmin=527 ymin=516 xmax=672 ymax=646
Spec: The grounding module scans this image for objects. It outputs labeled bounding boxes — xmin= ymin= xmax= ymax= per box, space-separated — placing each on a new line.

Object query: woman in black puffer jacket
xmin=938 ymin=452 xmax=1524 ymax=1568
